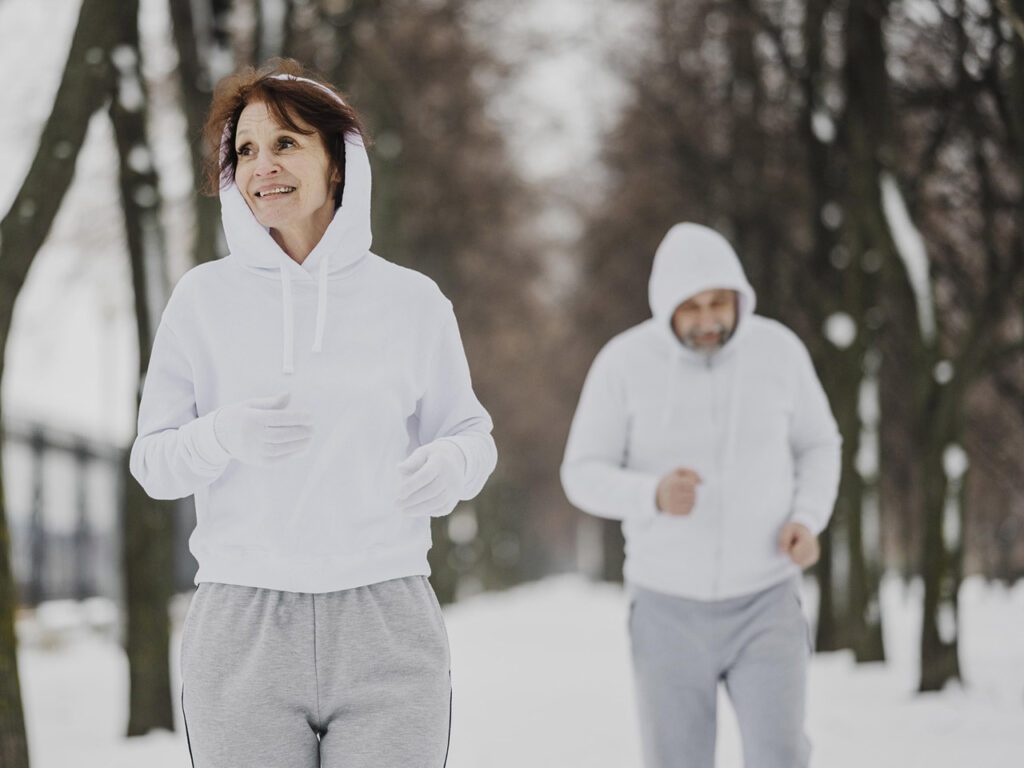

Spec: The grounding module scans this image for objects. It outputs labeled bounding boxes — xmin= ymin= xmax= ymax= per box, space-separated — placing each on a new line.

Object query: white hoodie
xmin=130 ymin=103 xmax=496 ymax=594
xmin=561 ymin=223 xmax=841 ymax=600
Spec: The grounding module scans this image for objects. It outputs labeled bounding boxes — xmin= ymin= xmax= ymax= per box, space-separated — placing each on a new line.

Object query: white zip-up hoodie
xmin=130 ymin=99 xmax=496 ymax=594
xmin=561 ymin=223 xmax=841 ymax=600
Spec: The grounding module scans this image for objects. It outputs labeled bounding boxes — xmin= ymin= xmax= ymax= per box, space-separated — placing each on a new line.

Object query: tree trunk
xmin=109 ymin=0 xmax=175 ymax=735
xmin=836 ymin=0 xmax=891 ymax=663
xmin=599 ymin=519 xmax=626 ymax=583
xmin=917 ymin=407 xmax=961 ymax=691
xmin=0 ymin=0 xmax=121 ymax=762
xmin=814 ymin=525 xmax=839 ymax=650
xmin=168 ymin=0 xmax=223 ymax=266
xmin=0 ymin=457 xmax=29 ymax=768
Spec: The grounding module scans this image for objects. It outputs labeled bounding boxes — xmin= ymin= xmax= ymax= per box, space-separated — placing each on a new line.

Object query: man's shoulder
xmin=743 ymin=315 xmax=809 ymax=357
xmin=598 ymin=319 xmax=666 ymax=363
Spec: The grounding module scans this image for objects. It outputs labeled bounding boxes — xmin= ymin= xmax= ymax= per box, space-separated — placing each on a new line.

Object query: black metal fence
xmin=3 ymin=417 xmax=198 ymax=606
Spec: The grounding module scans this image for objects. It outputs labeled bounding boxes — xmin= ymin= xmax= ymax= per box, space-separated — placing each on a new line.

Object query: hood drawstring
xmin=280 ymin=264 xmax=295 ymax=375
xmin=279 ymin=258 xmax=331 ymax=375
xmin=663 ymin=349 xmax=681 ymax=424
xmin=720 ymin=353 xmax=742 ymax=473
xmin=313 ymin=257 xmax=328 ymax=353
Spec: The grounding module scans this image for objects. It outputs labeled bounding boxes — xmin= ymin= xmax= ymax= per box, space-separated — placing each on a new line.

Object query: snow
xmin=902 ymin=0 xmax=943 ymax=26
xmin=934 ymin=359 xmax=955 ymax=384
xmin=15 ymin=574 xmax=1024 ymax=767
xmin=881 ymin=172 xmax=936 ymax=344
xmin=821 ymin=201 xmax=843 ymax=230
xmin=812 ymin=110 xmax=836 ymax=144
xmin=943 ymin=444 xmax=969 ymax=480
xmin=824 ymin=312 xmax=857 ymax=349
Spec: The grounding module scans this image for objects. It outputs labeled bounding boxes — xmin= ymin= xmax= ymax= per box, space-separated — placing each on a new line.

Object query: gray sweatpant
xmin=628 ymin=576 xmax=813 ymax=768
xmin=180 ymin=575 xmax=451 ymax=768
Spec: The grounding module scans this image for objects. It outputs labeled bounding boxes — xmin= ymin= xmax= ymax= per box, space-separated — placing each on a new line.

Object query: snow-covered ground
xmin=16 ymin=574 xmax=1024 ymax=767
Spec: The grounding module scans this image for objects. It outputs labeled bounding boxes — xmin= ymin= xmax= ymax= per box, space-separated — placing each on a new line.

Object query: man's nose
xmin=697 ymin=307 xmax=717 ymax=327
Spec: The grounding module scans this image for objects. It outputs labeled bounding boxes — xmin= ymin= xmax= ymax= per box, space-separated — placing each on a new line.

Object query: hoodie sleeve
xmin=416 ymin=305 xmax=497 ymax=500
xmin=560 ymin=344 xmax=661 ymax=521
xmin=787 ymin=339 xmax=843 ymax=535
xmin=129 ymin=319 xmax=231 ymax=500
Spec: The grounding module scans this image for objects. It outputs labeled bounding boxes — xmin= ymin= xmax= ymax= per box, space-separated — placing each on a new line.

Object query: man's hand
xmin=656 ymin=468 xmax=702 ymax=516
xmin=779 ymin=522 xmax=820 ymax=568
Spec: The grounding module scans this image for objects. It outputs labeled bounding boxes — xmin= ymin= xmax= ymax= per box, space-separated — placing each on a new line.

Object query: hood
xmin=647 ymin=223 xmax=757 ymax=354
xmin=219 ymin=74 xmax=372 ymax=374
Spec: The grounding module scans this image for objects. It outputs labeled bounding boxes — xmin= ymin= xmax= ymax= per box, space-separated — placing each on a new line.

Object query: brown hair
xmin=201 ymin=58 xmax=369 ymax=209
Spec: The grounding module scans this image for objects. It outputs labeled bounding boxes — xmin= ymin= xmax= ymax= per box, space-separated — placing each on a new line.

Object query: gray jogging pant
xmin=180 ymin=575 xmax=451 ymax=768
xmin=629 ymin=576 xmax=813 ymax=768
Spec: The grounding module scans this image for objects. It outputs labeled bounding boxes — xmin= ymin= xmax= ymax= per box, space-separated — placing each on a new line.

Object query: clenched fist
xmin=778 ymin=522 xmax=820 ymax=568
xmin=656 ymin=468 xmax=702 ymax=516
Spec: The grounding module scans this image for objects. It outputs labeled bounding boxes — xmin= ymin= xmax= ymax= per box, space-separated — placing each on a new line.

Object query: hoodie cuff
xmin=435 ymin=437 xmax=468 ymax=468
xmin=635 ymin=473 xmax=662 ymax=520
xmin=435 ymin=437 xmax=470 ymax=484
xmin=184 ymin=410 xmax=232 ymax=469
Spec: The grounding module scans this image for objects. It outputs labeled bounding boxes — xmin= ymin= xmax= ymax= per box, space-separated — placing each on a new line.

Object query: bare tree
xmin=884 ymin=0 xmax=1024 ymax=690
xmin=168 ymin=0 xmax=228 ymax=265
xmin=110 ymin=0 xmax=176 ymax=733
xmin=0 ymin=0 xmax=122 ymax=762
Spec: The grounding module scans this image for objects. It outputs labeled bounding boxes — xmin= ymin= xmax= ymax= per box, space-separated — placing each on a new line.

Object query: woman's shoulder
xmin=161 ymin=258 xmax=233 ymax=320
xmin=364 ymin=253 xmax=452 ymax=309
xmin=171 ymin=258 xmax=231 ymax=292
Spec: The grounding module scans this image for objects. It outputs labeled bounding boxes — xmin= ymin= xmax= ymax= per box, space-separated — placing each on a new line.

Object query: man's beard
xmin=681 ymin=323 xmax=733 ymax=353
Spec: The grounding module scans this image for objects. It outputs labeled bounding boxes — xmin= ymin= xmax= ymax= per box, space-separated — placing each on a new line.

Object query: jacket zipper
xmin=707 ymin=353 xmax=724 ymax=598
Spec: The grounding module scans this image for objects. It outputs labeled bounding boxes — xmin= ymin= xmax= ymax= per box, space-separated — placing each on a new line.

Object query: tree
xmin=0 ymin=0 xmax=123 ymax=762
xmin=882 ymin=0 xmax=1024 ymax=690
xmin=168 ymin=0 xmax=230 ymax=266
xmin=111 ymin=0 xmax=176 ymax=733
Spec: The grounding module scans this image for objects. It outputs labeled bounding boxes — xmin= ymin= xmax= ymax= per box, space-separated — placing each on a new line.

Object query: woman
xmin=129 ymin=59 xmax=496 ymax=767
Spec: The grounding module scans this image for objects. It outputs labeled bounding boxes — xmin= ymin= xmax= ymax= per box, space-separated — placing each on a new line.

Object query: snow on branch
xmin=881 ymin=172 xmax=936 ymax=345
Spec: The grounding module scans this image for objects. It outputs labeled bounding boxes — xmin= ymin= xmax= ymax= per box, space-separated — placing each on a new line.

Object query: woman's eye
xmin=278 ymin=137 xmax=296 ymax=148
xmin=236 ymin=145 xmax=252 ymax=157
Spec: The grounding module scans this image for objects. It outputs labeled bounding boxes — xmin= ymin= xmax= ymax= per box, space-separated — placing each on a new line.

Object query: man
xmin=561 ymin=223 xmax=841 ymax=768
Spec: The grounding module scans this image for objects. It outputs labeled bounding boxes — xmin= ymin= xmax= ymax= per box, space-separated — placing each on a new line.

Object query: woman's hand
xmin=396 ymin=441 xmax=467 ymax=517
xmin=213 ymin=392 xmax=313 ymax=466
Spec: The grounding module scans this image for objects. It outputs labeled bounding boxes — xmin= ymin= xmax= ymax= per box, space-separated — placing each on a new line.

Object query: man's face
xmin=671 ymin=289 xmax=738 ymax=352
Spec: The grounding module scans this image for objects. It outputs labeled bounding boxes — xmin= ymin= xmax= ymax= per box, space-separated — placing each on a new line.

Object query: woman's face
xmin=233 ymin=100 xmax=338 ymax=231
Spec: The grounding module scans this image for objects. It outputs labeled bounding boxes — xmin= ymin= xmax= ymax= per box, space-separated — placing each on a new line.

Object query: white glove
xmin=213 ymin=392 xmax=313 ymax=466
xmin=396 ymin=440 xmax=466 ymax=517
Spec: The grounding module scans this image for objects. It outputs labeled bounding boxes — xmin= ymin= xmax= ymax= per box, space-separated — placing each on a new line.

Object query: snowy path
xmin=17 ymin=575 xmax=1024 ymax=767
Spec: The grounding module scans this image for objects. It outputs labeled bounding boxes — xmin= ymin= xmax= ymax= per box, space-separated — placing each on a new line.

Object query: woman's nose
xmin=254 ymin=155 xmax=280 ymax=176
